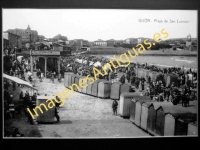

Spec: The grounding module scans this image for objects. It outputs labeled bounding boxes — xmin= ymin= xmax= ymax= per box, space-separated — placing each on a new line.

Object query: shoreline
xmin=86 ymin=53 xmax=197 ymax=57
xmin=80 ymin=51 xmax=197 ymax=57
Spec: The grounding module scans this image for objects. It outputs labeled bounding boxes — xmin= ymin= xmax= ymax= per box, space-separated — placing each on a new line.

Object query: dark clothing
xmin=32 ymin=95 xmax=37 ymax=101
xmin=28 ymin=76 xmax=32 ymax=82
xmin=19 ymin=92 xmax=24 ymax=100
xmin=112 ymin=100 xmax=118 ymax=115
xmin=182 ymin=95 xmax=189 ymax=107
xmin=10 ymin=70 xmax=14 ymax=76
xmin=55 ymin=107 xmax=60 ymax=122
xmin=12 ymin=82 xmax=16 ymax=91
xmin=37 ymin=70 xmax=41 ymax=78
xmin=126 ymin=70 xmax=131 ymax=82
xmin=141 ymin=82 xmax=144 ymax=90
xmin=120 ymin=76 xmax=125 ymax=84
xmin=150 ymin=88 xmax=154 ymax=100
xmin=135 ymin=79 xmax=139 ymax=88
xmin=130 ymin=75 xmax=135 ymax=85
xmin=172 ymin=95 xmax=179 ymax=105
xmin=24 ymin=93 xmax=30 ymax=106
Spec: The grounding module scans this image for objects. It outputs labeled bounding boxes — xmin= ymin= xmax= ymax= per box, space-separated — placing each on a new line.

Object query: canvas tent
xmin=3 ymin=73 xmax=37 ymax=91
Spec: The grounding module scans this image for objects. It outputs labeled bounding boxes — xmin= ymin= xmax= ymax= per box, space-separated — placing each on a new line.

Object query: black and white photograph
xmin=2 ymin=8 xmax=198 ymax=138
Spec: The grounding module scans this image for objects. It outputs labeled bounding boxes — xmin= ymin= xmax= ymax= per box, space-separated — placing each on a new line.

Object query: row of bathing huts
xmin=133 ymin=67 xmax=194 ymax=87
xmin=64 ymin=70 xmax=197 ymax=137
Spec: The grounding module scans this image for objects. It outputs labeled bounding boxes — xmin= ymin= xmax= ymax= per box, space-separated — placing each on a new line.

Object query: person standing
xmin=130 ymin=74 xmax=135 ymax=86
xmin=141 ymin=80 xmax=145 ymax=91
xmin=40 ymin=71 xmax=43 ymax=82
xmin=150 ymin=85 xmax=154 ymax=100
xmin=126 ymin=70 xmax=131 ymax=83
xmin=120 ymin=74 xmax=125 ymax=84
xmin=58 ymin=73 xmax=61 ymax=83
xmin=110 ymin=71 xmax=115 ymax=83
xmin=12 ymin=81 xmax=16 ymax=91
xmin=19 ymin=91 xmax=24 ymax=103
xmin=24 ymin=91 xmax=30 ymax=107
xmin=37 ymin=69 xmax=41 ymax=79
xmin=112 ymin=99 xmax=118 ymax=116
xmin=135 ymin=78 xmax=139 ymax=89
xmin=55 ymin=106 xmax=60 ymax=123
xmin=10 ymin=68 xmax=14 ymax=76
xmin=51 ymin=72 xmax=54 ymax=83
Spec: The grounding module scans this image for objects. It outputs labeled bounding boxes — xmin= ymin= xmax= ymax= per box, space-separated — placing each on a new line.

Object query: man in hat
xmin=172 ymin=92 xmax=178 ymax=105
xmin=182 ymin=93 xmax=189 ymax=107
xmin=112 ymin=99 xmax=118 ymax=116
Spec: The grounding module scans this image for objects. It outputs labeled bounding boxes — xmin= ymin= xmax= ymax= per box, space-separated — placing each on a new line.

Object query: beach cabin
xmin=147 ymin=103 xmax=175 ymax=135
xmin=141 ymin=102 xmax=173 ymax=131
xmin=74 ymin=75 xmax=81 ymax=92
xmin=91 ymin=79 xmax=105 ymax=97
xmin=86 ymin=79 xmax=92 ymax=95
xmin=155 ymin=106 xmax=197 ymax=136
xmin=110 ymin=82 xmax=122 ymax=100
xmin=64 ymin=72 xmax=74 ymax=88
xmin=119 ymin=92 xmax=141 ymax=117
xmin=98 ymin=81 xmax=112 ymax=98
xmin=129 ymin=95 xmax=150 ymax=123
xmin=80 ymin=76 xmax=87 ymax=94
xmin=134 ymin=99 xmax=157 ymax=127
xmin=120 ymin=83 xmax=131 ymax=93
xmin=36 ymin=96 xmax=55 ymax=123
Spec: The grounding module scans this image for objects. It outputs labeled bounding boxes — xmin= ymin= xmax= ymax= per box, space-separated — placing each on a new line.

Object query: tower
xmin=27 ymin=25 xmax=31 ymax=31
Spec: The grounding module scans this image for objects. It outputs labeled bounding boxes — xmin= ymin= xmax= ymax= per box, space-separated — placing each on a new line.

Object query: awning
xmin=3 ymin=73 xmax=37 ymax=90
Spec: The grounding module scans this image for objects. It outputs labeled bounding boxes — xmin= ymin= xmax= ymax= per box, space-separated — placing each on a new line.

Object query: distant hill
xmin=165 ymin=38 xmax=197 ymax=41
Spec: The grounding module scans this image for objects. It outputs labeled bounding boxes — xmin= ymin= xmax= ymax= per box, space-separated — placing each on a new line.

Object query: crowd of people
xmin=3 ymin=48 xmax=197 ymax=136
xmin=60 ymin=54 xmax=197 ymax=107
xmin=3 ymin=48 xmax=37 ymax=124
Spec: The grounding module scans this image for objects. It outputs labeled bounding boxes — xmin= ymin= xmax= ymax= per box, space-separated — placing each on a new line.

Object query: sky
xmin=3 ymin=9 xmax=197 ymax=41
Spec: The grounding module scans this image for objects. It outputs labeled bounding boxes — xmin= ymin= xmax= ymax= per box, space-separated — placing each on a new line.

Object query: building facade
xmin=124 ymin=38 xmax=138 ymax=44
xmin=94 ymin=39 xmax=107 ymax=46
xmin=3 ymin=32 xmax=22 ymax=49
xmin=106 ymin=39 xmax=115 ymax=47
xmin=7 ymin=25 xmax=38 ymax=45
